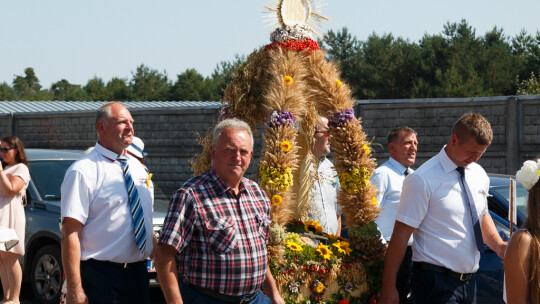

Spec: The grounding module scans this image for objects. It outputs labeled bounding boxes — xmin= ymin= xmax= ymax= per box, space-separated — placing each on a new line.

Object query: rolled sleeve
xmin=61 ymin=169 xmax=90 ymax=225
xmin=396 ymin=173 xmax=429 ymax=228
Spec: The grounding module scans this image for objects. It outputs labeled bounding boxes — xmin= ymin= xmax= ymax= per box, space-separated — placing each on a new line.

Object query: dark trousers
xmin=397 ymin=246 xmax=413 ymax=304
xmin=80 ymin=259 xmax=150 ymax=304
xmin=179 ymin=282 xmax=270 ymax=304
xmin=410 ymin=265 xmax=476 ymax=304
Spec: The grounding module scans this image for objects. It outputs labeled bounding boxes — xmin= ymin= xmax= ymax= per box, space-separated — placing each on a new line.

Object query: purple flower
xmin=267 ymin=110 xmax=296 ymax=128
xmin=218 ymin=105 xmax=230 ymax=121
xmin=329 ymin=109 xmax=355 ymax=128
xmin=256 ymin=214 xmax=272 ymax=225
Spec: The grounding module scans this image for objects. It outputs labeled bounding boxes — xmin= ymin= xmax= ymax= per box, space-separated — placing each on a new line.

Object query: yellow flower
xmin=271 ymin=194 xmax=283 ymax=206
xmin=316 ymin=283 xmax=325 ymax=293
xmin=304 ymin=219 xmax=323 ymax=234
xmin=372 ymin=197 xmax=378 ymax=205
xmin=336 ymin=79 xmax=342 ymax=87
xmin=280 ymin=140 xmax=292 ymax=152
xmin=286 ymin=241 xmax=303 ymax=252
xmin=284 ymin=76 xmax=293 ymax=85
xmin=332 ymin=240 xmax=353 ymax=256
xmin=363 ymin=143 xmax=370 ymax=154
xmin=146 ymin=173 xmax=153 ymax=188
xmin=316 ymin=244 xmax=333 ymax=260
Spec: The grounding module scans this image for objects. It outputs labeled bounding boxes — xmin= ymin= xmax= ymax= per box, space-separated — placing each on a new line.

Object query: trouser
xmin=396 ymin=246 xmax=412 ymax=304
xmin=179 ymin=281 xmax=270 ymax=304
xmin=411 ymin=263 xmax=476 ymax=304
xmin=80 ymin=259 xmax=150 ymax=304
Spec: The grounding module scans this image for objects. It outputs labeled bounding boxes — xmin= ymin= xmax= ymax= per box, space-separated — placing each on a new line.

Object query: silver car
xmin=21 ymin=149 xmax=166 ymax=304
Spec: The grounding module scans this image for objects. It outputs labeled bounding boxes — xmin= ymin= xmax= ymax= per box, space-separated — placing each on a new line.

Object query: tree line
xmin=1 ymin=20 xmax=540 ymax=102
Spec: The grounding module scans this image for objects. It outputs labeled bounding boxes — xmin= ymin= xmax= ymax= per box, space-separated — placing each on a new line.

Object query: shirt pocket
xmin=204 ymin=217 xmax=238 ymax=253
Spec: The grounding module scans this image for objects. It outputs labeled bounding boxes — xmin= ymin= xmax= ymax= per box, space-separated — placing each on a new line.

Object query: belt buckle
xmin=123 ymin=262 xmax=128 ymax=269
xmin=459 ymin=273 xmax=471 ymax=281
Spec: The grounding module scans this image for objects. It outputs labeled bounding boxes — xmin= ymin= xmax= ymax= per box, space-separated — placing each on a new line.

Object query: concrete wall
xmin=1 ymin=96 xmax=539 ymax=198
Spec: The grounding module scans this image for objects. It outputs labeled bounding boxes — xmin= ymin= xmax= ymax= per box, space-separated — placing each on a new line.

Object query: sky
xmin=2 ymin=0 xmax=540 ymax=89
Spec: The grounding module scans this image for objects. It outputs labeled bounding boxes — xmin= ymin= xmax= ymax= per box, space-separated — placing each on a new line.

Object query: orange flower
xmin=283 ymin=76 xmax=293 ymax=85
xmin=338 ymin=299 xmax=350 ymax=304
xmin=336 ymin=79 xmax=342 ymax=87
xmin=280 ymin=140 xmax=292 ymax=152
xmin=271 ymin=194 xmax=283 ymax=206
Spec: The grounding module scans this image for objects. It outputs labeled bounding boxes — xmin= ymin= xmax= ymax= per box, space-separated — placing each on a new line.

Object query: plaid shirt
xmin=159 ymin=169 xmax=271 ymax=296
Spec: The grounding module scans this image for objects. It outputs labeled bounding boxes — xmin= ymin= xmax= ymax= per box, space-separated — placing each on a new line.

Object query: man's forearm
xmin=481 ymin=212 xmax=507 ymax=258
xmin=61 ymin=224 xmax=83 ymax=290
xmin=262 ymin=266 xmax=284 ymax=304
xmin=154 ymin=244 xmax=182 ymax=304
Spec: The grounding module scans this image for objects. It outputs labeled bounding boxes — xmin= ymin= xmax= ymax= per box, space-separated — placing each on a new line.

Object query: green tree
xmin=106 ymin=77 xmax=132 ymax=101
xmin=12 ymin=67 xmax=50 ymax=100
xmin=129 ymin=65 xmax=170 ymax=101
xmin=209 ymin=54 xmax=246 ymax=101
xmin=482 ymin=27 xmax=518 ymax=95
xmin=50 ymin=79 xmax=87 ymax=101
xmin=84 ymin=77 xmax=110 ymax=101
xmin=170 ymin=68 xmax=210 ymax=101
xmin=0 ymin=82 xmax=15 ymax=101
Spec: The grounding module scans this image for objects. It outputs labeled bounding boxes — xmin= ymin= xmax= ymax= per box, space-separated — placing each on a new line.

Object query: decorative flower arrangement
xmin=287 ymin=241 xmax=304 ymax=252
xmin=270 ymin=24 xmax=314 ymax=43
xmin=260 ymin=166 xmax=294 ymax=192
xmin=328 ymin=109 xmax=356 ymax=128
xmin=338 ymin=167 xmax=371 ymax=194
xmin=267 ymin=110 xmax=297 ymax=128
xmin=265 ymin=38 xmax=320 ymax=54
xmin=284 ymin=76 xmax=294 ymax=85
xmin=516 ymin=159 xmax=540 ymax=190
xmin=304 ymin=219 xmax=323 ymax=234
xmin=316 ymin=244 xmax=333 ymax=260
xmin=310 ymin=279 xmax=327 ymax=302
xmin=332 ymin=240 xmax=353 ymax=256
xmin=272 ymin=194 xmax=284 ymax=206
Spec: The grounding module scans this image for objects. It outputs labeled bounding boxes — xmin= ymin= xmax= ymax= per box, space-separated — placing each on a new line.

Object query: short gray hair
xmin=212 ymin=118 xmax=254 ymax=149
xmin=96 ymin=102 xmax=123 ymax=125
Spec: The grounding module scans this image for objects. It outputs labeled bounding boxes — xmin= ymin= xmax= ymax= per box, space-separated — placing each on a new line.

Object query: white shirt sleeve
xmin=61 ymin=168 xmax=90 ymax=225
xmin=396 ymin=172 xmax=430 ymax=228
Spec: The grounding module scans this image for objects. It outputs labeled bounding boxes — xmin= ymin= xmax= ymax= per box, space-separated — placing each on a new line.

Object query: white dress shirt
xmin=61 ymin=142 xmax=154 ymax=263
xmin=397 ymin=146 xmax=489 ymax=273
xmin=308 ymin=157 xmax=341 ymax=235
xmin=371 ymin=157 xmax=413 ymax=244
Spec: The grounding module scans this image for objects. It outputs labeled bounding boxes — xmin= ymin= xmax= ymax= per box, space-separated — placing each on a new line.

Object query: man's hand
xmin=66 ymin=285 xmax=88 ymax=304
xmin=379 ymin=286 xmax=399 ymax=304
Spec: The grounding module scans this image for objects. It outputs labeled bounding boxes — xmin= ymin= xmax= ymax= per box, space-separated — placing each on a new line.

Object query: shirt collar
xmin=438 ymin=145 xmax=460 ymax=174
xmin=387 ymin=157 xmax=408 ymax=175
xmin=208 ymin=168 xmax=246 ymax=195
xmin=94 ymin=142 xmax=125 ymax=162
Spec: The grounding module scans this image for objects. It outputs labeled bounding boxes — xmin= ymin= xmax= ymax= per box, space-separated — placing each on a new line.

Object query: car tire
xmin=30 ymin=244 xmax=63 ymax=304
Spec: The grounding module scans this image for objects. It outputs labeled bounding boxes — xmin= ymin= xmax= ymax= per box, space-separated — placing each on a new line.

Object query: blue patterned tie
xmin=456 ymin=167 xmax=484 ymax=251
xmin=117 ymin=154 xmax=146 ymax=253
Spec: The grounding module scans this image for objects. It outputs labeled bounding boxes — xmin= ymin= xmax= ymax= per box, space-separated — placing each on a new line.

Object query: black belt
xmin=413 ymin=262 xmax=474 ymax=281
xmin=86 ymin=258 xmax=146 ymax=269
xmin=183 ymin=280 xmax=258 ymax=304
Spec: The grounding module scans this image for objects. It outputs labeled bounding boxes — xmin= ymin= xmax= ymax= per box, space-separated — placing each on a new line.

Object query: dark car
xmin=16 ymin=149 xmax=166 ymax=304
xmin=476 ymin=173 xmax=527 ymax=303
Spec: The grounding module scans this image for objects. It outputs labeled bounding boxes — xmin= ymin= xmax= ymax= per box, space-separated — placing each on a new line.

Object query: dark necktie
xmin=404 ymin=169 xmax=409 ymax=176
xmin=117 ymin=154 xmax=147 ymax=253
xmin=456 ymin=167 xmax=484 ymax=251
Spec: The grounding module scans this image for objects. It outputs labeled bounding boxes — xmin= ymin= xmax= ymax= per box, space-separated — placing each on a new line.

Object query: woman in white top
xmin=505 ymin=159 xmax=540 ymax=304
xmin=0 ymin=136 xmax=30 ymax=304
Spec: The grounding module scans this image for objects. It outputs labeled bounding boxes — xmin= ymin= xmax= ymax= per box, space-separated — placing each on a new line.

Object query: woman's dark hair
xmin=1 ymin=136 xmax=28 ymax=167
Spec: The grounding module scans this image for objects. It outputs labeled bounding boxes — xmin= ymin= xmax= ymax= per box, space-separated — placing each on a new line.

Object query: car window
xmin=490 ymin=184 xmax=528 ymax=219
xmin=28 ymin=160 xmax=75 ymax=200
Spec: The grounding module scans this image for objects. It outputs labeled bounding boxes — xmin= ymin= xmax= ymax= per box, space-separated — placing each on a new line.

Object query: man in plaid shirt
xmin=155 ymin=118 xmax=284 ymax=304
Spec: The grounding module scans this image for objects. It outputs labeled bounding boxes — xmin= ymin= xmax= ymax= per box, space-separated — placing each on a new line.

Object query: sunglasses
xmin=0 ymin=147 xmax=14 ymax=153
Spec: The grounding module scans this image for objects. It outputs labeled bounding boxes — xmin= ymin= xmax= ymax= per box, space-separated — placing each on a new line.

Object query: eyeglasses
xmin=314 ymin=130 xmax=330 ymax=136
xmin=0 ymin=147 xmax=14 ymax=153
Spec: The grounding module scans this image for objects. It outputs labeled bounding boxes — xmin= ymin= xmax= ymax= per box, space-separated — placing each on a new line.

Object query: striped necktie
xmin=117 ymin=154 xmax=146 ymax=253
xmin=456 ymin=166 xmax=484 ymax=251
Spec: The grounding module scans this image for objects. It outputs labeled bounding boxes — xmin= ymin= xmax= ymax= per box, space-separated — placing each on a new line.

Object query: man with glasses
xmin=302 ymin=116 xmax=341 ymax=235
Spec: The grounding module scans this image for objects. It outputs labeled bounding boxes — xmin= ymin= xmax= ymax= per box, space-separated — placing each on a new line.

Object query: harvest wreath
xmin=191 ymin=1 xmax=385 ymax=303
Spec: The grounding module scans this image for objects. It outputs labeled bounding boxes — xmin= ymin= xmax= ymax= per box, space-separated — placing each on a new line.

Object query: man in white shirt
xmin=380 ymin=113 xmax=507 ymax=304
xmin=61 ymin=102 xmax=155 ymax=304
xmin=304 ymin=116 xmax=341 ymax=235
xmin=371 ymin=126 xmax=417 ymax=303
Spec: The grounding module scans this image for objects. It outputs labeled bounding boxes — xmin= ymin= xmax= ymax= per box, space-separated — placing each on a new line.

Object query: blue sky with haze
xmin=1 ymin=0 xmax=539 ymax=88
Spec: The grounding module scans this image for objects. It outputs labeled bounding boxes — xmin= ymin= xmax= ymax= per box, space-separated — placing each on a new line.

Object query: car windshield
xmin=490 ymin=184 xmax=528 ymax=219
xmin=28 ymin=160 xmax=75 ymax=200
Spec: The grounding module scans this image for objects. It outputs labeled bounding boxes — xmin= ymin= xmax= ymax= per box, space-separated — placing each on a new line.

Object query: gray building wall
xmin=1 ymin=96 xmax=539 ymax=198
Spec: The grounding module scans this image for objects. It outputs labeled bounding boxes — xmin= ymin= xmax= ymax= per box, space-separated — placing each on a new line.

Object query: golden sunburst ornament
xmin=264 ymin=0 xmax=328 ymax=36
